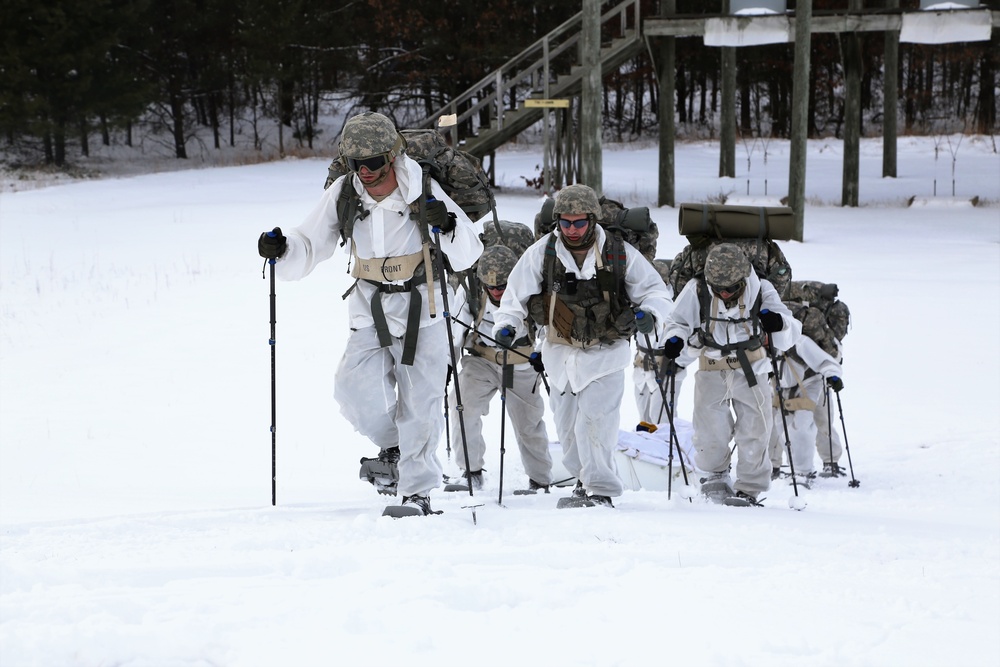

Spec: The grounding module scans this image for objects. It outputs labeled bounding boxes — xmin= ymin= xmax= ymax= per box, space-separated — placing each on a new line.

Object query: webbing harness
xmin=696 ymin=281 xmax=765 ymax=387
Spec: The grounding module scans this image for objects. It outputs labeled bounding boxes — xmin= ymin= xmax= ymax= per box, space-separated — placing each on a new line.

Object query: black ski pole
xmin=665 ymin=361 xmax=692 ymax=493
xmin=642 ymin=332 xmax=691 ymax=501
xmin=824 ymin=383 xmax=835 ymax=474
xmin=497 ymin=348 xmax=510 ymax=506
xmin=426 ymin=206 xmax=481 ymax=524
xmin=834 ymin=390 xmax=861 ymax=488
xmin=766 ymin=341 xmax=803 ymax=503
xmin=265 ymin=256 xmax=277 ymax=506
xmin=444 ymin=365 xmax=453 ymax=461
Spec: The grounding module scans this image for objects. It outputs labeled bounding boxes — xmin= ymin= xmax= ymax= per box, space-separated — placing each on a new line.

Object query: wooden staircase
xmin=413 ymin=0 xmax=644 ymax=158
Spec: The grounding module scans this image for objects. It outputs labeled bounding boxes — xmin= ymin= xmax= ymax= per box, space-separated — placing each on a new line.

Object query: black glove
xmin=258 ymin=227 xmax=287 ymax=259
xmin=827 ymin=376 xmax=844 ymax=393
xmin=634 ymin=309 xmax=655 ymax=335
xmin=425 ymin=198 xmax=456 ymax=233
xmin=529 ymin=352 xmax=545 ymax=374
xmin=495 ymin=327 xmax=516 ymax=350
xmin=663 ymin=336 xmax=684 ymax=360
xmin=759 ymin=309 xmax=784 ymax=333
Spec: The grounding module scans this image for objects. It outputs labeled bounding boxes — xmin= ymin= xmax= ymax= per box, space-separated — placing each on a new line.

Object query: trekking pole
xmin=642 ymin=332 xmax=691 ymax=501
xmin=834 ymin=390 xmax=861 ymax=488
xmin=766 ymin=341 xmax=804 ymax=507
xmin=427 ymin=211 xmax=481 ymax=524
xmin=444 ymin=365 xmax=452 ymax=461
xmin=824 ymin=384 xmax=835 ymax=474
xmin=451 ymin=315 xmax=550 ymax=395
xmin=497 ymin=348 xmax=510 ymax=506
xmin=265 ymin=257 xmax=277 ymax=507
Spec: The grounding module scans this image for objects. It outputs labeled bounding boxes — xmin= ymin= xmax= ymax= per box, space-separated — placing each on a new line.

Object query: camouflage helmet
xmin=704 ymin=243 xmax=751 ymax=288
xmin=339 ymin=112 xmax=404 ymax=160
xmin=477 ymin=245 xmax=519 ymax=287
xmin=651 ymin=258 xmax=672 ymax=286
xmin=552 ymin=184 xmax=601 ymax=220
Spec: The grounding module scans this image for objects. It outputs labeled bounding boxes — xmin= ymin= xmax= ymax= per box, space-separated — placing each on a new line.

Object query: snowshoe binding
xmin=722 ymin=490 xmax=764 ymax=508
xmin=360 ymin=446 xmax=400 ymax=496
xmin=443 ymin=469 xmax=483 ymax=492
xmin=699 ymin=472 xmax=734 ymax=504
xmin=819 ymin=462 xmax=845 ymax=478
xmin=513 ymin=478 xmax=551 ymax=496
xmin=382 ymin=494 xmax=442 ymax=518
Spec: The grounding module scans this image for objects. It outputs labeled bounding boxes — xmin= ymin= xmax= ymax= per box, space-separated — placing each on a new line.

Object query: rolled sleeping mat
xmin=678 ymin=203 xmax=795 ymax=241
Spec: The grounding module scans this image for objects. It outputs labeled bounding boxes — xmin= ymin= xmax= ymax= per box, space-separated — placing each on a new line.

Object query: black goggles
xmin=558 ymin=217 xmax=589 ymax=229
xmin=712 ymin=279 xmax=746 ymax=296
xmin=486 ymin=283 xmax=507 ymax=291
xmin=345 ymin=154 xmax=390 ymax=172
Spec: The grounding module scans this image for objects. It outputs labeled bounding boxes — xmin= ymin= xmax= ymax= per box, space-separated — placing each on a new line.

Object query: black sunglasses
xmin=345 ymin=154 xmax=390 ymax=172
xmin=712 ymin=279 xmax=745 ymax=296
xmin=486 ymin=283 xmax=507 ymax=291
xmin=558 ymin=217 xmax=589 ymax=229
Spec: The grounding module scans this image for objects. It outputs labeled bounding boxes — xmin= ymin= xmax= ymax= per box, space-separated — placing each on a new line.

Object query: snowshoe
xmin=382 ymin=494 xmax=442 ymax=518
xmin=699 ymin=473 xmax=734 ymax=504
xmin=556 ymin=493 xmax=614 ymax=509
xmin=555 ymin=481 xmax=591 ymax=508
xmin=819 ymin=462 xmax=845 ymax=478
xmin=443 ymin=469 xmax=483 ymax=492
xmin=360 ymin=446 xmax=400 ymax=496
xmin=512 ymin=478 xmax=551 ymax=496
xmin=722 ymin=491 xmax=764 ymax=508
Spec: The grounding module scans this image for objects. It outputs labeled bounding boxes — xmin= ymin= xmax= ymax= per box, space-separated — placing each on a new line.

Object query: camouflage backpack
xmin=534 ymin=194 xmax=658 ymax=262
xmin=786 ymin=280 xmax=850 ymax=342
xmin=457 ymin=219 xmax=536 ymax=319
xmin=668 ymin=238 xmax=791 ymax=299
xmin=325 ymin=128 xmax=496 ymax=224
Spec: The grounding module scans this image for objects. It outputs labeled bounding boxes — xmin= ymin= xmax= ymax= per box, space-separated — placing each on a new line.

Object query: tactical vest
xmin=527 ymin=233 xmax=636 ymax=347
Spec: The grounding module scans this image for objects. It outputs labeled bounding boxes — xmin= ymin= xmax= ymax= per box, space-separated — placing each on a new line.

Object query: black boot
xmin=359 ymin=446 xmax=400 ymax=496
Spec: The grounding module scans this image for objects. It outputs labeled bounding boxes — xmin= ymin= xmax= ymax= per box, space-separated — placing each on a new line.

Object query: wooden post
xmin=719 ymin=1 xmax=736 ymax=178
xmin=883 ymin=0 xmax=899 ymax=178
xmin=788 ymin=0 xmax=812 ymax=241
xmin=580 ymin=0 xmax=603 ymax=194
xmin=654 ymin=1 xmax=676 ymax=207
xmin=841 ymin=0 xmax=863 ymax=207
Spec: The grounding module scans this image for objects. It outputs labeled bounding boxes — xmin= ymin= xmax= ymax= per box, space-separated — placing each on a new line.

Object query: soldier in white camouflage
xmin=445 ymin=244 xmax=553 ymax=494
xmin=492 ymin=184 xmax=673 ymax=509
xmin=257 ymin=111 xmax=484 ymax=517
xmin=662 ymin=243 xmax=801 ymax=507
xmin=783 ymin=280 xmax=851 ymax=477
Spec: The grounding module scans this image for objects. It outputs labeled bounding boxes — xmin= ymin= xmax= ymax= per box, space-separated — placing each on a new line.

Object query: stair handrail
xmin=414 ymin=0 xmax=641 ymax=138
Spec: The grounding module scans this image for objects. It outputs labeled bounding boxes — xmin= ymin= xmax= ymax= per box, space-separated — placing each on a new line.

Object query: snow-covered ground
xmin=1 ymin=136 xmax=998 ymax=666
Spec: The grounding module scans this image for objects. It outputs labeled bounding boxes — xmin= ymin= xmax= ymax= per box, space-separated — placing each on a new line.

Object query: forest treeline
xmin=1 ymin=0 xmax=996 ymax=166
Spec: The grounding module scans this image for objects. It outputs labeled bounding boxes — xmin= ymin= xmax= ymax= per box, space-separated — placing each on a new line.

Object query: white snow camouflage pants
xmin=448 ymin=355 xmax=552 ymax=485
xmin=334 ymin=322 xmax=447 ymax=497
xmin=693 ymin=369 xmax=773 ymax=495
xmin=552 ymin=370 xmax=625 ymax=498
xmin=768 ymin=372 xmax=829 ymax=475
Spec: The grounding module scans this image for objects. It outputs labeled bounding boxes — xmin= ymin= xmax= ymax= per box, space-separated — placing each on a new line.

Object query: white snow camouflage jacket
xmin=274 ymin=154 xmax=484 ymax=337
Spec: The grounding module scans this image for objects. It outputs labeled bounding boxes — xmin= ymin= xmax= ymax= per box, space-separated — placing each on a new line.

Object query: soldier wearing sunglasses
xmin=491 ymin=184 xmax=673 ymax=509
xmin=257 ymin=112 xmax=483 ymax=517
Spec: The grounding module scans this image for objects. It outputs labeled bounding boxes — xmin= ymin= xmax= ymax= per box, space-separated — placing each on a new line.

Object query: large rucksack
xmin=668 ymin=203 xmax=794 ymax=299
xmin=785 ymin=280 xmax=850 ymax=343
xmin=325 ymin=127 xmax=497 ymax=224
xmin=457 ymin=219 xmax=536 ymax=321
xmin=534 ymin=195 xmax=658 ymax=262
